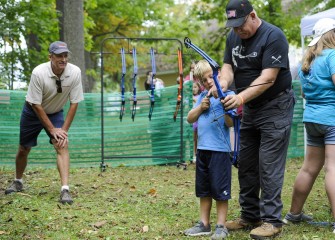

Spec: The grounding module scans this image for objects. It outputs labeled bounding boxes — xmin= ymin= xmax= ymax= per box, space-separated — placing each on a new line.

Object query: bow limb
xmin=184 ymin=37 xmax=235 ymax=115
xmin=173 ymin=48 xmax=183 ymax=121
xmin=119 ymin=47 xmax=126 ymax=121
xmin=131 ymin=47 xmax=137 ymax=121
xmin=148 ymin=47 xmax=156 ymax=120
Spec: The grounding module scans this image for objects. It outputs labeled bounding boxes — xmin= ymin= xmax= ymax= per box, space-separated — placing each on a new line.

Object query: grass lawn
xmin=0 ymin=158 xmax=333 ymax=240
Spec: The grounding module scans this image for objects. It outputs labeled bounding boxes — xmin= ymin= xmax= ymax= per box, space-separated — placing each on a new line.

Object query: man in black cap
xmin=5 ymin=41 xmax=84 ymax=205
xmin=209 ymin=0 xmax=295 ymax=239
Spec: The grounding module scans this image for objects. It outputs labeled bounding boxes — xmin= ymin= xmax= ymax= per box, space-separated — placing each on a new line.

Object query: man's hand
xmin=55 ymin=137 xmax=69 ymax=148
xmin=50 ymin=128 xmax=68 ymax=148
xmin=221 ymin=94 xmax=243 ymax=110
xmin=50 ymin=128 xmax=68 ymax=142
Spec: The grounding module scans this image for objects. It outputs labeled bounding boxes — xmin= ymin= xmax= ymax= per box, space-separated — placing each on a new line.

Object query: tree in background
xmin=56 ymin=0 xmax=87 ymax=92
xmin=0 ymin=0 xmax=58 ymax=89
xmin=0 ymin=0 xmax=334 ymax=92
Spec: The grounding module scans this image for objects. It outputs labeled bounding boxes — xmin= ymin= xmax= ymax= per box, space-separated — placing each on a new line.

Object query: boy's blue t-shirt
xmin=299 ymin=49 xmax=335 ymax=126
xmin=194 ymin=91 xmax=231 ymax=152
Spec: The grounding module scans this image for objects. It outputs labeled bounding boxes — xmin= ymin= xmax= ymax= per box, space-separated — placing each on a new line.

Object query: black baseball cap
xmin=226 ymin=0 xmax=253 ymax=28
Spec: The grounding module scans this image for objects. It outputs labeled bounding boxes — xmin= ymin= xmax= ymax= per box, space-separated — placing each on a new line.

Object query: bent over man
xmin=5 ymin=41 xmax=84 ymax=204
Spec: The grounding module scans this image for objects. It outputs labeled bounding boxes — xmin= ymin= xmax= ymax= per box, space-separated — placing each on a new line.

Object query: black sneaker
xmin=5 ymin=180 xmax=23 ymax=194
xmin=211 ymin=224 xmax=229 ymax=240
xmin=184 ymin=221 xmax=212 ymax=236
xmin=60 ymin=189 xmax=73 ymax=204
xmin=283 ymin=212 xmax=313 ymax=224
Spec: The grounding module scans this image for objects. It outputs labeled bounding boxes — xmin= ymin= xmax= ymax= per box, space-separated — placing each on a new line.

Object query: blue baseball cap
xmin=49 ymin=41 xmax=70 ymax=54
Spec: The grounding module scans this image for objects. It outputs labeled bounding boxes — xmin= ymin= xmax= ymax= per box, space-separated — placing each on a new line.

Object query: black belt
xmin=246 ymin=88 xmax=290 ymax=109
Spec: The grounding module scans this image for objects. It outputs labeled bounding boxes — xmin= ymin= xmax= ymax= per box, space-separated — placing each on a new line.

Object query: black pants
xmin=238 ymin=89 xmax=295 ymax=227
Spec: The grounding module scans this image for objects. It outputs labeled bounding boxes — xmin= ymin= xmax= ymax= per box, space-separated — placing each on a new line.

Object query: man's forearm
xmin=31 ymin=103 xmax=55 ymax=133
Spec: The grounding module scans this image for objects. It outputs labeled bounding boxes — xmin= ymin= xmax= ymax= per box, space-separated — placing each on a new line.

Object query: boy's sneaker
xmin=332 ymin=223 xmax=335 ymax=234
xmin=249 ymin=222 xmax=282 ymax=239
xmin=5 ymin=180 xmax=23 ymax=194
xmin=184 ymin=221 xmax=211 ymax=236
xmin=60 ymin=189 xmax=73 ymax=204
xmin=225 ymin=218 xmax=262 ymax=231
xmin=211 ymin=225 xmax=229 ymax=240
xmin=283 ymin=212 xmax=313 ymax=224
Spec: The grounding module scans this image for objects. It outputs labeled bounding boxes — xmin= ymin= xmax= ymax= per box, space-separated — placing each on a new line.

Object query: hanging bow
xmin=131 ymin=47 xmax=138 ymax=121
xmin=119 ymin=47 xmax=126 ymax=121
xmin=148 ymin=47 xmax=156 ymax=121
xmin=184 ymin=37 xmax=240 ymax=167
xmin=173 ymin=48 xmax=183 ymax=121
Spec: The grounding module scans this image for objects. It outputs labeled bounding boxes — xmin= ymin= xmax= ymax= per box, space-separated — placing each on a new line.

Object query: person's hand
xmin=221 ymin=94 xmax=243 ymax=110
xmin=207 ymin=85 xmax=218 ymax=98
xmin=207 ymin=84 xmax=227 ymax=99
xmin=50 ymin=128 xmax=68 ymax=142
xmin=55 ymin=137 xmax=69 ymax=148
xmin=200 ymin=97 xmax=210 ymax=111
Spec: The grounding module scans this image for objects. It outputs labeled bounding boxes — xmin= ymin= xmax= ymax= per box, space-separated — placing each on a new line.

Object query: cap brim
xmin=308 ymin=36 xmax=321 ymax=47
xmin=226 ymin=18 xmax=245 ymax=28
xmin=52 ymin=49 xmax=70 ymax=54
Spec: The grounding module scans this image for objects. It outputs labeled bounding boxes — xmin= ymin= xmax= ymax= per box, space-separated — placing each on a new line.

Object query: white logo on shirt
xmin=232 ymin=46 xmax=258 ymax=67
xmin=271 ymin=55 xmax=282 ymax=64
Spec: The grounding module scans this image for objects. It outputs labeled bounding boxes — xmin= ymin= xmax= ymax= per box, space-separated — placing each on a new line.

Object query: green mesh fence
xmin=0 ymin=80 xmax=304 ymax=168
xmin=0 ymin=82 xmax=194 ymax=168
xmin=287 ymin=80 xmax=305 ymax=158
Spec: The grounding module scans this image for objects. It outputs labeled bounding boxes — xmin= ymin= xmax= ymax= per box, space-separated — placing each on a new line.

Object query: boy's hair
xmin=193 ymin=60 xmax=212 ymax=82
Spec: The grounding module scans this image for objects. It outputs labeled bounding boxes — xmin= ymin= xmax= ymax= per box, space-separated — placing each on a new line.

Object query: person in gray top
xmin=5 ymin=41 xmax=84 ymax=204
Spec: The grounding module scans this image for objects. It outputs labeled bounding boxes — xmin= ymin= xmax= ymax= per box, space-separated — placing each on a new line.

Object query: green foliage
xmin=0 ymin=0 xmax=58 ymax=89
xmin=0 ymin=0 xmax=333 ymax=91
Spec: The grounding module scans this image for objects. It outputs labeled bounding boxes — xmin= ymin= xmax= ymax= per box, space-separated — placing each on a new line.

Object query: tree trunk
xmin=57 ymin=0 xmax=87 ymax=92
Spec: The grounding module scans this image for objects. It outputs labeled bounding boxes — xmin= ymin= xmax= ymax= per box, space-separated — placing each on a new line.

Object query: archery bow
xmin=131 ymin=47 xmax=138 ymax=121
xmin=173 ymin=48 xmax=183 ymax=121
xmin=148 ymin=47 xmax=156 ymax=121
xmin=184 ymin=37 xmax=240 ymax=167
xmin=119 ymin=47 xmax=126 ymax=121
xmin=212 ymin=81 xmax=274 ymax=122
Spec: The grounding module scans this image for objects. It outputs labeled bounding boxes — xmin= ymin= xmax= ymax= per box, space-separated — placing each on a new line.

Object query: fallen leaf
xmin=147 ymin=188 xmax=157 ymax=196
xmin=142 ymin=225 xmax=149 ymax=232
xmin=0 ymin=231 xmax=7 ymax=235
xmin=130 ymin=186 xmax=136 ymax=191
xmin=93 ymin=220 xmax=107 ymax=228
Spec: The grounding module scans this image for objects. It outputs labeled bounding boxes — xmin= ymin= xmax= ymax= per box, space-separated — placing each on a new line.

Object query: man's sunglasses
xmin=56 ymin=80 xmax=62 ymax=93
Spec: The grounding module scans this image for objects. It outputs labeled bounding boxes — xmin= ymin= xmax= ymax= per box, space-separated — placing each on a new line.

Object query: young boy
xmin=184 ymin=60 xmax=234 ymax=240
